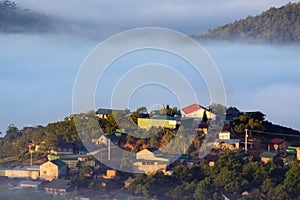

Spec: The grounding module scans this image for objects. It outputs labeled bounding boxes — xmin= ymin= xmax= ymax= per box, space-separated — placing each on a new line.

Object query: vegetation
xmin=127 ymin=151 xmax=300 ymax=200
xmin=199 ymin=2 xmax=300 ymax=42
xmin=1 ymin=105 xmax=300 ymax=165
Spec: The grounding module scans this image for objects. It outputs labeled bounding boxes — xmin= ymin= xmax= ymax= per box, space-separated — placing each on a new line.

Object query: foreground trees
xmin=127 ymin=151 xmax=300 ymax=199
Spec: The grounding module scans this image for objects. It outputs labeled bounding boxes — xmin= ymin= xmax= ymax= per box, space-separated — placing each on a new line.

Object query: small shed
xmin=259 ymin=152 xmax=278 ymax=164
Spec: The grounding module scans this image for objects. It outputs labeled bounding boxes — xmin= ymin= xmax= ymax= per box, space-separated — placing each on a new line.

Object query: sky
xmin=1 ymin=0 xmax=300 ymax=135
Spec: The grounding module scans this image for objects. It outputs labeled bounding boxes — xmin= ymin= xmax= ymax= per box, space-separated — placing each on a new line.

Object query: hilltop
xmin=198 ymin=2 xmax=300 ymax=43
xmin=1 ymin=105 xmax=300 ymax=167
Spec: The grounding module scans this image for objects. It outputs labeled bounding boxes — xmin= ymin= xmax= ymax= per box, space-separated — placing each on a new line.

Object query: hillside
xmin=0 ymin=0 xmax=53 ymax=33
xmin=198 ymin=2 xmax=300 ymax=42
xmin=1 ymin=106 xmax=300 ymax=166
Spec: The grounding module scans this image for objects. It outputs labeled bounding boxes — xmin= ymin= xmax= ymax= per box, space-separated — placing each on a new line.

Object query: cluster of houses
xmin=94 ymin=103 xmax=300 ymax=175
xmin=2 ymin=103 xmax=300 ymax=199
xmin=0 ymin=159 xmax=71 ymax=194
xmin=0 ymin=140 xmax=97 ymax=196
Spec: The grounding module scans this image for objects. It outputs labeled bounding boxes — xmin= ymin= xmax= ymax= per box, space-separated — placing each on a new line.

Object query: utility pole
xmin=29 ymin=143 xmax=33 ymax=166
xmin=108 ymin=138 xmax=111 ymax=161
xmin=245 ymin=129 xmax=248 ymax=154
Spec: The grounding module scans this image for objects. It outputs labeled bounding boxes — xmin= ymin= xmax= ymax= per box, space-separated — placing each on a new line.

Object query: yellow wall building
xmin=4 ymin=165 xmax=40 ymax=180
xmin=40 ymin=159 xmax=67 ymax=181
xmin=137 ymin=118 xmax=177 ymax=130
xmin=134 ymin=148 xmax=169 ymax=174
xmin=297 ymin=147 xmax=300 ymax=161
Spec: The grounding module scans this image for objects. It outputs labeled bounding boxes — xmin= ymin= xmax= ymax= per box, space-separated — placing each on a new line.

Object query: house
xmin=51 ymin=142 xmax=74 ymax=155
xmin=181 ymin=104 xmax=216 ymax=119
xmin=48 ymin=154 xmax=94 ymax=170
xmin=0 ymin=168 xmax=6 ymax=176
xmin=96 ymin=108 xmax=130 ymax=119
xmin=286 ymin=146 xmax=297 ymax=157
xmin=215 ymin=139 xmax=240 ymax=150
xmin=4 ymin=165 xmax=40 ymax=180
xmin=205 ymin=154 xmax=219 ymax=167
xmin=94 ymin=178 xmax=111 ymax=188
xmin=133 ymin=160 xmax=168 ymax=174
xmin=136 ymin=148 xmax=169 ymax=162
xmin=40 ymin=159 xmax=67 ymax=181
xmin=137 ymin=118 xmax=178 ymax=130
xmin=96 ymin=108 xmax=114 ymax=119
xmin=271 ymin=138 xmax=286 ymax=151
xmin=44 ymin=179 xmax=72 ymax=194
xmin=94 ymin=132 xmax=126 ymax=146
xmin=219 ymin=131 xmax=231 ymax=140
xmin=196 ymin=122 xmax=209 ymax=134
xmin=134 ymin=148 xmax=170 ymax=174
xmin=17 ymin=180 xmax=42 ymax=190
xmin=259 ymin=152 xmax=278 ymax=164
xmin=103 ymin=169 xmax=116 ymax=179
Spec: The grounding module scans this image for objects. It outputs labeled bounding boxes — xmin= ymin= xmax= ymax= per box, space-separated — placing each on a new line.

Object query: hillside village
xmin=0 ymin=103 xmax=300 ymax=199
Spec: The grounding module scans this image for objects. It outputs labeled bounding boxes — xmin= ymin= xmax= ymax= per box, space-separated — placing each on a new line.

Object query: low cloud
xmin=13 ymin=0 xmax=298 ymax=36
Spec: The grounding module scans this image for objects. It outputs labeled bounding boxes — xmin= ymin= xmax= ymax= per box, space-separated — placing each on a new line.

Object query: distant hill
xmin=198 ymin=2 xmax=300 ymax=42
xmin=0 ymin=0 xmax=53 ymax=33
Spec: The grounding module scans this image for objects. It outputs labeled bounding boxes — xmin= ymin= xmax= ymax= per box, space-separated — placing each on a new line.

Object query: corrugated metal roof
xmin=20 ymin=180 xmax=42 ymax=186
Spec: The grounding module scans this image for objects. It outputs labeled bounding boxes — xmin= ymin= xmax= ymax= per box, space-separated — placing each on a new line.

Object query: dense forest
xmin=0 ymin=0 xmax=53 ymax=33
xmin=198 ymin=2 xmax=300 ymax=42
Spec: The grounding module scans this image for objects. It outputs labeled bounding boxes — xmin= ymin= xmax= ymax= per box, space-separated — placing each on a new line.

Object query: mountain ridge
xmin=197 ymin=2 xmax=300 ymax=43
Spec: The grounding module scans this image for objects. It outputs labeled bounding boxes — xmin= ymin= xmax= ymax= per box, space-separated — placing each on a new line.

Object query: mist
xmin=1 ymin=0 xmax=300 ymax=135
xmin=11 ymin=0 xmax=299 ymax=37
xmin=0 ymin=31 xmax=299 ymax=134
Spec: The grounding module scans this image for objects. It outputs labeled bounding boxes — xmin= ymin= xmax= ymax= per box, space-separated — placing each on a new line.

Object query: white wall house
xmin=181 ymin=104 xmax=216 ymax=119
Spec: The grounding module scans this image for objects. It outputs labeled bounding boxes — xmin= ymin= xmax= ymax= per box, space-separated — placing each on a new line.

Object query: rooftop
xmin=50 ymin=159 xmax=67 ymax=167
xmin=19 ymin=180 xmax=42 ymax=186
xmin=259 ymin=152 xmax=278 ymax=158
xmin=45 ymin=179 xmax=71 ymax=190
xmin=271 ymin=138 xmax=285 ymax=144
xmin=181 ymin=104 xmax=209 ymax=114
xmin=8 ymin=165 xmax=40 ymax=171
xmin=215 ymin=139 xmax=241 ymax=144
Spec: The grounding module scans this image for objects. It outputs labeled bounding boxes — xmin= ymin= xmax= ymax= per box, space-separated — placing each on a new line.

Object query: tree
xmin=226 ymin=107 xmax=240 ymax=116
xmin=282 ymin=162 xmax=300 ymax=199
xmin=4 ymin=124 xmax=20 ymax=142
xmin=209 ymin=103 xmax=226 ymax=115
xmin=194 ymin=178 xmax=213 ymax=200
xmin=234 ymin=112 xmax=265 ymax=133
xmin=202 ymin=111 xmax=208 ymax=123
xmin=136 ymin=106 xmax=147 ymax=113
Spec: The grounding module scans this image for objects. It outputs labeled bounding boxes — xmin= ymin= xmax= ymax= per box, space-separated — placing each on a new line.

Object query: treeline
xmin=199 ymin=2 xmax=300 ymax=43
xmin=0 ymin=0 xmax=53 ymax=33
xmin=127 ymin=151 xmax=300 ymax=200
xmin=0 ymin=119 xmax=80 ymax=159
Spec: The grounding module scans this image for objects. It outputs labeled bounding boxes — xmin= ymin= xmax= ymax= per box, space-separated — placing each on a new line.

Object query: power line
xmin=251 ymin=130 xmax=300 ymax=138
